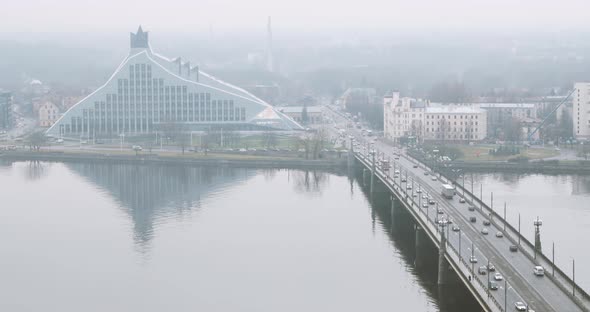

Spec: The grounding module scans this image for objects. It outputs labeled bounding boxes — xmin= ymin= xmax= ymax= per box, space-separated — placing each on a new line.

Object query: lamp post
xmin=534 ymin=216 xmax=543 ymax=259
xmin=119 ymin=133 xmax=125 ymax=151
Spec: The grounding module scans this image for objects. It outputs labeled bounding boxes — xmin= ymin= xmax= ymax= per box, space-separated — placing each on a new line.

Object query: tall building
xmin=0 ymin=90 xmax=12 ymax=130
xmin=478 ymin=103 xmax=537 ymax=138
xmin=573 ymin=83 xmax=590 ymax=140
xmin=47 ymin=27 xmax=301 ymax=138
xmin=384 ymin=92 xmax=487 ymax=143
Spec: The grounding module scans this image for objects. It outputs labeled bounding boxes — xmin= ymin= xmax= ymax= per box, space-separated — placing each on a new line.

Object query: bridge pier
xmin=370 ymin=152 xmax=375 ymax=195
xmin=347 ymin=137 xmax=355 ymax=169
xmin=362 ymin=168 xmax=368 ymax=186
xmin=414 ymin=224 xmax=424 ymax=268
xmin=438 ymin=229 xmax=448 ymax=285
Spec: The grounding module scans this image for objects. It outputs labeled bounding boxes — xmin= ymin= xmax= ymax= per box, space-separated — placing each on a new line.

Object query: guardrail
xmin=408 ymin=151 xmax=590 ymax=312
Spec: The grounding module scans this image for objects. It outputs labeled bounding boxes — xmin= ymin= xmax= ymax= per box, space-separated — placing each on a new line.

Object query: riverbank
xmin=445 ymin=159 xmax=590 ymax=174
xmin=0 ymin=150 xmax=349 ymax=170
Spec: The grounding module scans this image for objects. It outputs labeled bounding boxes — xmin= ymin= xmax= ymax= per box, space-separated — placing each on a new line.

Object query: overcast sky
xmin=3 ymin=0 xmax=590 ymax=33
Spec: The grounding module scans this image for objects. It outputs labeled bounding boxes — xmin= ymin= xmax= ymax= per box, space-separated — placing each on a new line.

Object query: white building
xmin=47 ymin=27 xmax=302 ymax=138
xmin=383 ymin=92 xmax=427 ymax=142
xmin=424 ymin=104 xmax=487 ymax=142
xmin=38 ymin=101 xmax=60 ymax=127
xmin=573 ymin=83 xmax=590 ymax=140
xmin=384 ymin=92 xmax=487 ymax=143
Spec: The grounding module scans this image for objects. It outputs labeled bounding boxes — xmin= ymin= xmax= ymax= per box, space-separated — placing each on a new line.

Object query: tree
xmin=262 ymin=130 xmax=279 ymax=149
xmin=26 ymin=131 xmax=48 ymax=151
xmin=503 ymin=117 xmax=523 ymax=143
xmin=301 ymin=104 xmax=309 ymax=125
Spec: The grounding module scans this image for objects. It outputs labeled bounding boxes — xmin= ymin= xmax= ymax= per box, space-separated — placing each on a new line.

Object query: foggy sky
xmin=4 ymin=0 xmax=590 ymax=33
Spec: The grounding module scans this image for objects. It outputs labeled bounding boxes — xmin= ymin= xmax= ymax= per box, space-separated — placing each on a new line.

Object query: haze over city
xmin=1 ymin=1 xmax=590 ymax=312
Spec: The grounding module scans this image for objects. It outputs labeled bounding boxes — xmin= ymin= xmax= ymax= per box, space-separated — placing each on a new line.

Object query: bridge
xmin=347 ymin=139 xmax=590 ymax=312
xmin=323 ymin=107 xmax=590 ymax=312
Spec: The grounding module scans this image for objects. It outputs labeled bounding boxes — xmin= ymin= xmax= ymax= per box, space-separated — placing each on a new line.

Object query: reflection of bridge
xmin=351 ymin=145 xmax=589 ymax=312
xmin=66 ymin=163 xmax=256 ymax=246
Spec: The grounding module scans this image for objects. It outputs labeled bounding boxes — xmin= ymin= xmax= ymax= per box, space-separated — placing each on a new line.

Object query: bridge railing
xmin=407 ymin=150 xmax=590 ymax=311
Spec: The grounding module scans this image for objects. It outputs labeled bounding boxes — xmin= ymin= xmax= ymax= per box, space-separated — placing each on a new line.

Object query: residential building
xmin=47 ymin=27 xmax=302 ymax=138
xmin=383 ymin=92 xmax=426 ymax=142
xmin=573 ymin=83 xmax=590 ymax=140
xmin=424 ymin=104 xmax=487 ymax=142
xmin=279 ymin=106 xmax=323 ymax=124
xmin=384 ymin=92 xmax=487 ymax=143
xmin=39 ymin=101 xmax=61 ymax=127
xmin=0 ymin=90 xmax=12 ymax=129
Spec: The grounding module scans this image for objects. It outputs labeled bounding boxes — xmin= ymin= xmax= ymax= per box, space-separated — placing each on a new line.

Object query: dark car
xmin=483 ymin=220 xmax=491 ymax=226
xmin=468 ymin=206 xmax=475 ymax=211
xmin=489 ymin=281 xmax=498 ymax=290
xmin=469 ymin=216 xmax=477 ymax=223
xmin=509 ymin=245 xmax=518 ymax=252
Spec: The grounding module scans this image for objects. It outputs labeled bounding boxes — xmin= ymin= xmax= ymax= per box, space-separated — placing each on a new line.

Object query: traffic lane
xmin=417 ymin=178 xmax=553 ymax=311
xmin=400 ymin=158 xmax=577 ymax=311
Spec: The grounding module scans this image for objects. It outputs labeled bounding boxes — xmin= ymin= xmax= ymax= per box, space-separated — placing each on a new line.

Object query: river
xmin=0 ymin=161 xmax=480 ymax=312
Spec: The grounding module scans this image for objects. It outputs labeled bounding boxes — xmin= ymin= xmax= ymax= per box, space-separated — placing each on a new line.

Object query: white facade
xmin=383 ymin=92 xmax=426 ymax=142
xmin=384 ymin=93 xmax=487 ymax=142
xmin=47 ymin=27 xmax=301 ymax=138
xmin=38 ymin=101 xmax=60 ymax=127
xmin=574 ymin=82 xmax=590 ymax=140
xmin=424 ymin=105 xmax=487 ymax=142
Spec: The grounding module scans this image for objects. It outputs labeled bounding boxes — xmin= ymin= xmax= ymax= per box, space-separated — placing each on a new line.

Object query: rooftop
xmin=427 ymin=103 xmax=485 ymax=114
xmin=478 ymin=103 xmax=536 ymax=109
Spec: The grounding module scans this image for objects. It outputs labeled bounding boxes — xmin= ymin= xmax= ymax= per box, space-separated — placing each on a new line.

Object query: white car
xmin=431 ymin=176 xmax=438 ymax=181
xmin=495 ymin=231 xmax=504 ymax=238
xmin=515 ymin=302 xmax=527 ymax=311
xmin=533 ymin=266 xmax=545 ymax=276
xmin=459 ymin=197 xmax=466 ymax=203
xmin=494 ymin=273 xmax=503 ymax=281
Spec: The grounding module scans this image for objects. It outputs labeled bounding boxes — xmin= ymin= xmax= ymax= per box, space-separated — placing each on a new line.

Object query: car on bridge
xmin=468 ymin=206 xmax=475 ymax=211
xmin=469 ymin=216 xmax=477 ymax=223
xmin=481 ymin=228 xmax=489 ymax=235
xmin=422 ymin=203 xmax=429 ymax=208
xmin=459 ymin=197 xmax=466 ymax=203
xmin=452 ymin=225 xmax=460 ymax=232
xmin=406 ymin=185 xmax=412 ymax=190
xmin=488 ymin=281 xmax=498 ymax=290
xmin=515 ymin=301 xmax=527 ymax=311
xmin=416 ymin=189 xmax=422 ymax=193
xmin=534 ymin=266 xmax=545 ymax=276
xmin=478 ymin=266 xmax=487 ymax=275
xmin=429 ymin=199 xmax=436 ymax=205
xmin=494 ymin=273 xmax=503 ymax=281
xmin=437 ymin=208 xmax=444 ymax=214
xmin=470 ymin=256 xmax=478 ymax=263
xmin=401 ymin=177 xmax=407 ymax=182
xmin=483 ymin=219 xmax=491 ymax=226
xmin=487 ymin=263 xmax=496 ymax=271
xmin=496 ymin=231 xmax=504 ymax=238
xmin=431 ymin=176 xmax=438 ymax=181
xmin=510 ymin=245 xmax=519 ymax=252
xmin=424 ymin=171 xmax=429 ymax=176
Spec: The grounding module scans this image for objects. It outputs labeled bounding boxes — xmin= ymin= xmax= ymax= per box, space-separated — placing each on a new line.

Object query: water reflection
xmin=66 ymin=163 xmax=256 ymax=248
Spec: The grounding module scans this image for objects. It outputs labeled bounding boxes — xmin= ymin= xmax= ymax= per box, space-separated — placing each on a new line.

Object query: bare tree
xmin=26 ymin=131 xmax=48 ymax=151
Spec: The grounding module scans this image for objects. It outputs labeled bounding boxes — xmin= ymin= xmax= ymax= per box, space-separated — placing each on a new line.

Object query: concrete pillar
xmin=415 ymin=225 xmax=424 ymax=268
xmin=362 ymin=168 xmax=367 ymax=186
xmin=438 ymin=229 xmax=448 ymax=285
xmin=370 ymin=152 xmax=375 ymax=195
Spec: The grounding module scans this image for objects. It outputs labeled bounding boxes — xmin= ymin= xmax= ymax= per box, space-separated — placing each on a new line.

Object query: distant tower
xmin=130 ymin=25 xmax=149 ymax=49
xmin=266 ymin=16 xmax=274 ymax=72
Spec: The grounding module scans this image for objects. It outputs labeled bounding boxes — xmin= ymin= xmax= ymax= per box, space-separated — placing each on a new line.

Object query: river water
xmin=0 ymin=161 xmax=480 ymax=312
xmin=459 ymin=172 xmax=590 ymax=291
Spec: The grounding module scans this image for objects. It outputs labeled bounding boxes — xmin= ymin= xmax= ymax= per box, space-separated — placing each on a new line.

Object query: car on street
xmin=489 ymin=281 xmax=498 ymax=290
xmin=481 ymin=228 xmax=489 ymax=235
xmin=487 ymin=263 xmax=496 ymax=271
xmin=429 ymin=199 xmax=435 ymax=205
xmin=496 ymin=231 xmax=504 ymax=238
xmin=478 ymin=266 xmax=487 ymax=275
xmin=401 ymin=178 xmax=407 ymax=182
xmin=515 ymin=302 xmax=527 ymax=311
xmin=494 ymin=273 xmax=503 ymax=281
xmin=424 ymin=172 xmax=429 ymax=176
xmin=452 ymin=225 xmax=460 ymax=232
xmin=422 ymin=203 xmax=429 ymax=208
xmin=416 ymin=189 xmax=422 ymax=193
xmin=459 ymin=197 xmax=466 ymax=203
xmin=483 ymin=220 xmax=491 ymax=226
xmin=413 ymin=164 xmax=418 ymax=168
xmin=413 ymin=194 xmax=418 ymax=197
xmin=509 ymin=245 xmax=518 ymax=252
xmin=437 ymin=208 xmax=444 ymax=214
xmin=534 ymin=266 xmax=545 ymax=276
xmin=422 ymin=195 xmax=428 ymax=199
xmin=469 ymin=216 xmax=477 ymax=223
xmin=431 ymin=176 xmax=438 ymax=181
xmin=468 ymin=206 xmax=475 ymax=211
xmin=406 ymin=185 xmax=412 ymax=190
xmin=470 ymin=256 xmax=477 ymax=263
